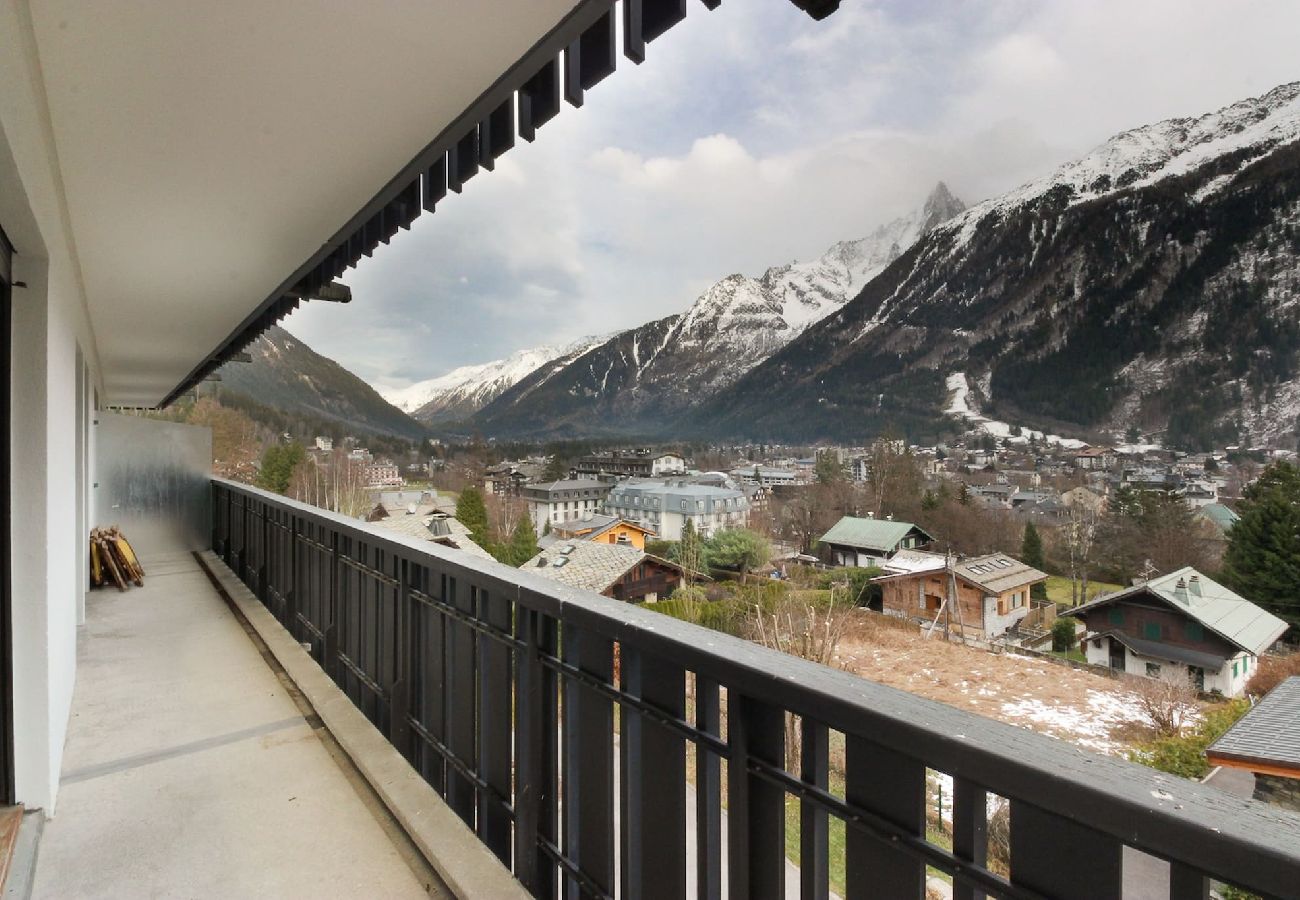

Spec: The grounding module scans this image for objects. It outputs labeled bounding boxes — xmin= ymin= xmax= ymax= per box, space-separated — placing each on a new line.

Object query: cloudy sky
xmin=286 ymin=0 xmax=1300 ymax=393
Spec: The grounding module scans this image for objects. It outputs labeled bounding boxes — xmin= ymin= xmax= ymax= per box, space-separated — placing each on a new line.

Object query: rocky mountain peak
xmin=921 ymin=181 xmax=966 ymax=232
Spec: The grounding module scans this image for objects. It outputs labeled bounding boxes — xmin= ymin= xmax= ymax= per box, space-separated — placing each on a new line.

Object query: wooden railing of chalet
xmin=211 ymin=478 xmax=1300 ymax=900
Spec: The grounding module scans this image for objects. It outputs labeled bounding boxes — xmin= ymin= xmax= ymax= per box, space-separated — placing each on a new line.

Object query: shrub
xmin=1244 ymin=652 xmax=1300 ymax=699
xmin=1128 ymin=700 xmax=1250 ymax=779
xmin=1051 ymin=617 xmax=1078 ymax=652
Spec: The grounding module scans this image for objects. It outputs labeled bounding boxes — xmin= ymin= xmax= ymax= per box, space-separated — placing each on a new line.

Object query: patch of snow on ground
xmin=999 ymin=690 xmax=1149 ymax=755
xmin=945 ymin=373 xmax=1092 ymax=450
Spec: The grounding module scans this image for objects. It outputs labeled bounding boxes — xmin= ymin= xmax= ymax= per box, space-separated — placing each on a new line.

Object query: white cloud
xmin=287 ymin=0 xmax=1300 ymax=389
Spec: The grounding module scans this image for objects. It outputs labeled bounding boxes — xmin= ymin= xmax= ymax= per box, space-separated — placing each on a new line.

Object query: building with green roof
xmin=818 ymin=516 xmax=933 ymax=568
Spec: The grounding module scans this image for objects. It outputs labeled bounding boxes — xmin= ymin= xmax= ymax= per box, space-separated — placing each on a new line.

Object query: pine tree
xmin=257 ymin=442 xmax=305 ymax=494
xmin=542 ymin=454 xmax=568 ymax=482
xmin=1021 ymin=521 xmax=1048 ymax=600
xmin=506 ymin=514 xmax=540 ymax=566
xmin=455 ymin=486 xmax=490 ymax=549
xmin=957 ymin=482 xmax=972 ymax=506
xmin=1221 ymin=461 xmax=1300 ymax=629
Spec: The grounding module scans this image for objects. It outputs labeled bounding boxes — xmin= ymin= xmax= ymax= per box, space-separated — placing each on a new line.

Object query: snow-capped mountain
xmin=693 ymin=81 xmax=1300 ymax=449
xmin=471 ymin=184 xmax=965 ymax=436
xmin=382 ymin=335 xmax=608 ymax=424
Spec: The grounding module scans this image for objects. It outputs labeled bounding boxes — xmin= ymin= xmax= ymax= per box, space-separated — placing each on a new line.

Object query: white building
xmin=523 ymin=479 xmax=613 ymax=536
xmin=605 ymin=480 xmax=749 ymax=540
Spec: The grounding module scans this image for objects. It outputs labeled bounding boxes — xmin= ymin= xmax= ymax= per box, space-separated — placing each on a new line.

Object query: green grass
xmin=1050 ymin=647 xmax=1088 ymax=663
xmin=781 ymin=767 xmax=953 ymax=895
xmin=1045 ymin=575 xmax=1122 ymax=607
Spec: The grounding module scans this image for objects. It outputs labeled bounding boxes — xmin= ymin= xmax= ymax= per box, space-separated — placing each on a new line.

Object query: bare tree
xmin=1061 ymin=503 xmax=1099 ymax=605
xmin=748 ymin=589 xmax=855 ymax=769
xmin=865 ymin=436 xmax=922 ymax=518
xmin=1127 ymin=673 xmax=1200 ymax=737
xmin=290 ymin=450 xmax=371 ymax=518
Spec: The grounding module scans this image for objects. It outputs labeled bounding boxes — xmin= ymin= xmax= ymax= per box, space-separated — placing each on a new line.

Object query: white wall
xmin=1082 ymin=635 xmax=1253 ymax=698
xmin=1 ymin=0 xmax=105 ymax=813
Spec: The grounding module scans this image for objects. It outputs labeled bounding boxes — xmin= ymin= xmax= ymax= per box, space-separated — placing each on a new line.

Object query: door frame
xmin=0 ymin=224 xmax=13 ymax=804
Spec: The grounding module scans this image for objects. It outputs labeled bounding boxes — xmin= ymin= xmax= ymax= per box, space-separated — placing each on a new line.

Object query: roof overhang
xmin=7 ymin=0 xmax=838 ymax=408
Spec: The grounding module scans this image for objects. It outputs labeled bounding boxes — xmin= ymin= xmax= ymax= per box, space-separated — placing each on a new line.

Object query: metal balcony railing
xmin=210 ymin=478 xmax=1300 ymax=899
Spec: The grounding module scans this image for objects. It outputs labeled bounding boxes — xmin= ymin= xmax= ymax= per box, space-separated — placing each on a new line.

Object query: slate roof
xmin=818 ymin=516 xmax=931 ymax=553
xmin=520 ymin=542 xmax=647 ymax=594
xmin=1071 ymin=567 xmax=1289 ymax=656
xmin=1207 ymin=676 xmax=1300 ymax=773
xmin=1105 ymin=631 xmax=1229 ymax=670
xmin=370 ymin=512 xmax=495 ymax=561
xmin=953 ymin=553 xmax=1047 ymax=594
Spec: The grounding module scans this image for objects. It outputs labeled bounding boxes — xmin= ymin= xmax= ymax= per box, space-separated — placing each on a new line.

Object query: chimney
xmin=1173 ymin=577 xmax=1189 ymax=604
xmin=1188 ymin=575 xmax=1202 ymax=597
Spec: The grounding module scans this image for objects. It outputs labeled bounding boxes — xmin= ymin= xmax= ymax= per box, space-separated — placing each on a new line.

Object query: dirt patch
xmin=834 ymin=614 xmax=1168 ymax=755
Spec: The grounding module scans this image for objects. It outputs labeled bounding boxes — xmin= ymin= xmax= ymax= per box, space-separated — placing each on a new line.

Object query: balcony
xmin=199 ymin=477 xmax=1299 ymax=899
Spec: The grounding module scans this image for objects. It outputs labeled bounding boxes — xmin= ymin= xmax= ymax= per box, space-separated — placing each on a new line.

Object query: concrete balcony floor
xmin=31 ymin=552 xmax=441 ymax=898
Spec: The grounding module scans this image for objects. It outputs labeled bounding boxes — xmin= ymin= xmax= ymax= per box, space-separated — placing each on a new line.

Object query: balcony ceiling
xmin=29 ymin=1 xmax=586 ymax=406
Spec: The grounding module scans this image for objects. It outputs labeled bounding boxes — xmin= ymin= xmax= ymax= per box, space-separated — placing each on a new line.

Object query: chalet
xmin=521 ymin=543 xmax=698 ymax=604
xmin=873 ymin=552 xmax=1049 ymax=641
xmin=1071 ymin=569 xmax=1288 ymax=697
xmin=546 ymin=513 xmax=656 ymax=550
xmin=1073 ymin=447 xmax=1115 ymax=470
xmin=818 ymin=516 xmax=933 ymax=568
xmin=1206 ymin=677 xmax=1300 ymax=812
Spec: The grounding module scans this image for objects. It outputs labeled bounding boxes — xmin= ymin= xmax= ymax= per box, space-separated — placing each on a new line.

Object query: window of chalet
xmin=1144 ymin=622 xmax=1161 ymax=641
xmin=1108 ymin=608 xmax=1124 ymax=626
xmin=1146 ymin=662 xmax=1161 ymax=678
xmin=1184 ymin=621 xmax=1203 ymax=641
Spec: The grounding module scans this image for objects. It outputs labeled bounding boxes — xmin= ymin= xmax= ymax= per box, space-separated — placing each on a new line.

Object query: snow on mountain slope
xmin=693 ymin=80 xmax=1300 ymax=448
xmin=383 ymin=335 xmax=608 ymax=423
xmin=945 ymin=81 xmax=1300 ymax=250
xmin=471 ymin=184 xmax=967 ymax=436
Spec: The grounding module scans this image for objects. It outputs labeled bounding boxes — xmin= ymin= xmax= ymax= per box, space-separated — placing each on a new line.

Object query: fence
xmin=211 ymin=478 xmax=1300 ymax=899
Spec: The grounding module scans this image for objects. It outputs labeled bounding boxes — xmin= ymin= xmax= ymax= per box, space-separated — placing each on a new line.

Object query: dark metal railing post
xmin=620 ymin=647 xmax=686 ymax=900
xmin=952 ymin=777 xmax=989 ymax=900
xmin=695 ymin=677 xmax=722 ymax=900
xmin=259 ymin=499 xmax=269 ymax=602
xmin=845 ymin=737 xmax=926 ymax=899
xmin=323 ymin=527 xmax=340 ymax=683
xmin=1009 ymin=801 xmax=1122 ymax=900
xmin=446 ymin=575 xmax=478 ymax=824
xmin=800 ymin=718 xmax=830 ymax=900
xmin=388 ymin=558 xmax=410 ymax=752
xmin=515 ymin=604 xmax=559 ymax=898
xmin=728 ymin=694 xmax=785 ymax=900
xmin=562 ymin=623 xmax=615 ymax=899
xmin=477 ymin=585 xmax=513 ymax=864
xmin=287 ymin=513 xmax=299 ymax=640
xmin=1169 ymin=863 xmax=1210 ymax=900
